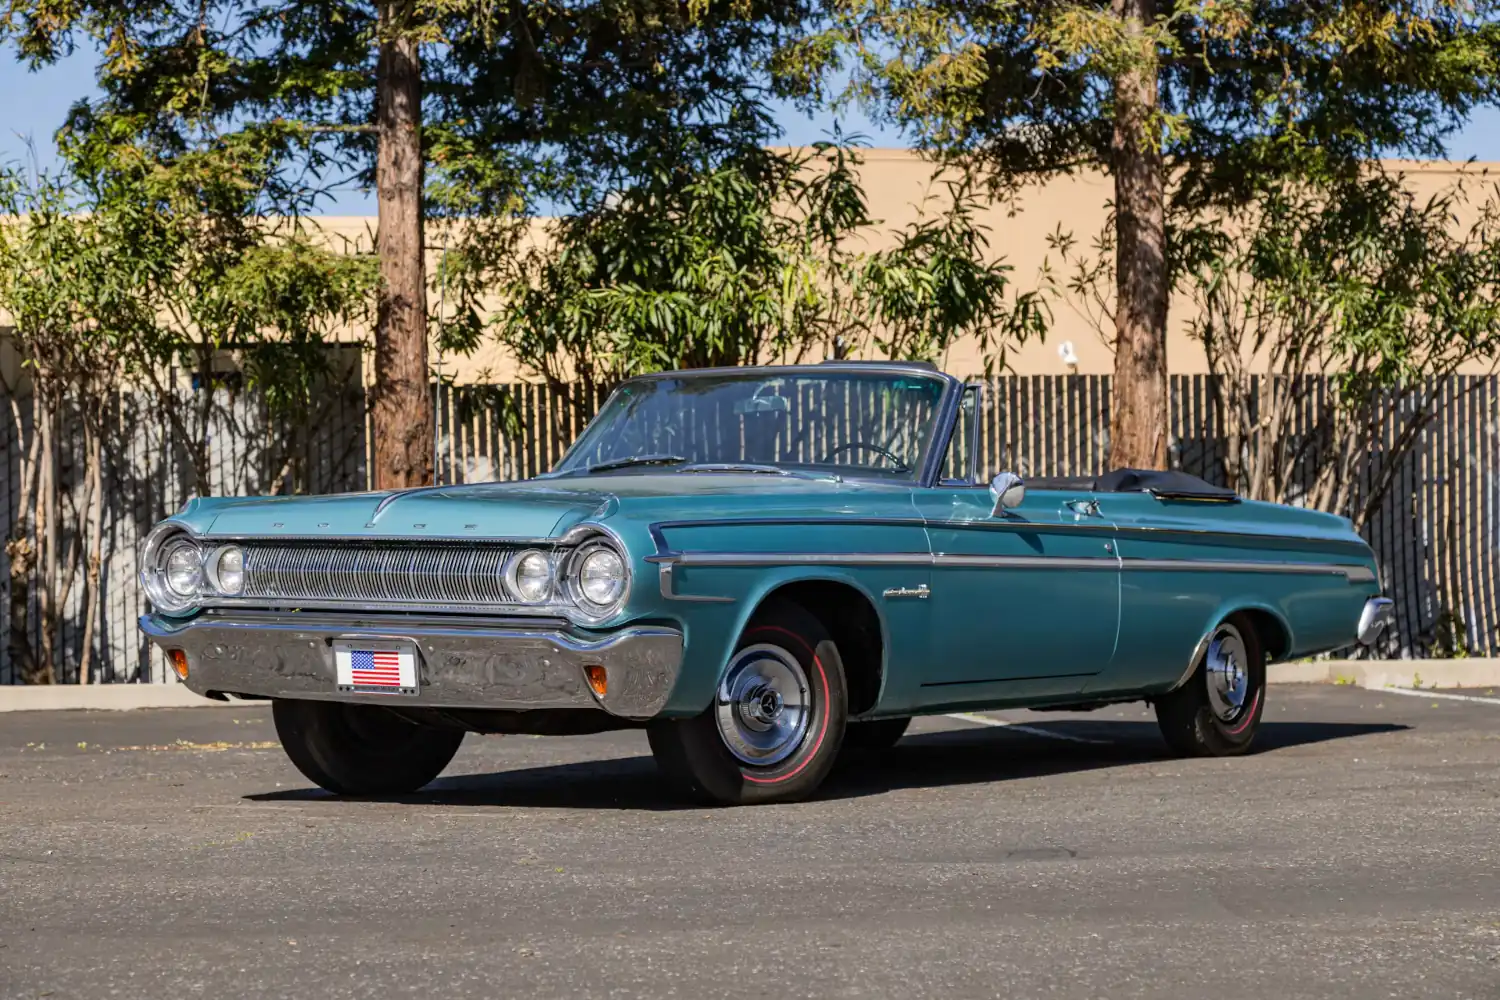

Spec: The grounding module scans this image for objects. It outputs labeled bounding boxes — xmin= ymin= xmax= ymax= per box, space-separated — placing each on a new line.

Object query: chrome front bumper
xmin=1357 ymin=597 xmax=1396 ymax=646
xmin=139 ymin=611 xmax=684 ymax=719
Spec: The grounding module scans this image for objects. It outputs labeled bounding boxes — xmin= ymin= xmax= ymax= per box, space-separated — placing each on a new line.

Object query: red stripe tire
xmin=648 ymin=599 xmax=849 ymax=805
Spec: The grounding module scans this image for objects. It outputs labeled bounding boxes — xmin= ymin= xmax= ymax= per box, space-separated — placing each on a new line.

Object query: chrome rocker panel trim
xmin=139 ymin=612 xmax=683 ymax=720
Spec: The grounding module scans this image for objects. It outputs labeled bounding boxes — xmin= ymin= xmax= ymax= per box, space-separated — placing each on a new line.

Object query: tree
xmin=3 ymin=0 xmax=813 ymax=489
xmin=0 ymin=133 xmax=373 ymax=683
xmin=0 ymin=165 xmax=151 ymax=683
xmin=1179 ymin=171 xmax=1500 ymax=529
xmin=777 ymin=0 xmax=1500 ymax=468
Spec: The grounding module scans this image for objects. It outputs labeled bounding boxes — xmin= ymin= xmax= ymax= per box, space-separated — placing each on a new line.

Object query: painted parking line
xmin=1381 ymin=687 xmax=1500 ymax=706
xmin=944 ymin=712 xmax=1111 ymax=745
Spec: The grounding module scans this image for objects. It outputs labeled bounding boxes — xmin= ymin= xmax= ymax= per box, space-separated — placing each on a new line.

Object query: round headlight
xmin=577 ymin=547 xmax=626 ymax=608
xmin=164 ymin=543 xmax=203 ymax=597
xmin=211 ymin=546 xmax=245 ymax=596
xmin=510 ymin=550 xmax=553 ymax=603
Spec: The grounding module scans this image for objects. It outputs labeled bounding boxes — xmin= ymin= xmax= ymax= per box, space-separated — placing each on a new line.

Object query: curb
xmin=0 ymin=684 xmax=243 ymax=713
xmin=4 ymin=659 xmax=1499 ymax=712
xmin=1269 ymin=658 xmax=1500 ymax=690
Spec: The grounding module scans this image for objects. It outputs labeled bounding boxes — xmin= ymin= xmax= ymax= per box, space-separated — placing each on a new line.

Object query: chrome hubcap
xmin=1204 ymin=624 xmax=1251 ymax=722
xmin=715 ymin=643 xmax=812 ymax=766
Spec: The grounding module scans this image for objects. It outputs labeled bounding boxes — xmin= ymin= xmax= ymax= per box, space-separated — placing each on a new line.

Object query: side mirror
xmin=990 ymin=472 xmax=1026 ymax=515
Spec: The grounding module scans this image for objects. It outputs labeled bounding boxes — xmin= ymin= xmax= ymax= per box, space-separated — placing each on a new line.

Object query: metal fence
xmin=3 ymin=373 xmax=1497 ymax=684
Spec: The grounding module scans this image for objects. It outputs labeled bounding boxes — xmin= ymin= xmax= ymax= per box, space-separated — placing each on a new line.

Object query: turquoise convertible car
xmin=139 ymin=362 xmax=1393 ymax=805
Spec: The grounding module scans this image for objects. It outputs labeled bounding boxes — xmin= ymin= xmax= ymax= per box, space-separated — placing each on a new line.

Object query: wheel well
xmin=755 ymin=580 xmax=885 ymax=716
xmin=1235 ymin=608 xmax=1291 ymax=662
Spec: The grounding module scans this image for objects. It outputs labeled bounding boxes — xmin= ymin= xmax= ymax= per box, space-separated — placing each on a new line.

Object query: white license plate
xmin=334 ymin=640 xmax=419 ymax=696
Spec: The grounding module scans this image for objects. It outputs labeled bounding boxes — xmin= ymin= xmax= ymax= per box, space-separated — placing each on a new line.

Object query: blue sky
xmin=4 ymin=49 xmax=1498 ymax=215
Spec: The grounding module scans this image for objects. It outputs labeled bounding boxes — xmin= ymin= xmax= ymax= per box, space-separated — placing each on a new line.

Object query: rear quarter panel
xmin=1094 ymin=494 xmax=1380 ymax=696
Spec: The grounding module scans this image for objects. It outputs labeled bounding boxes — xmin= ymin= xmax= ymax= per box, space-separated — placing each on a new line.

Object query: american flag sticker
xmin=334 ymin=641 xmax=418 ymax=695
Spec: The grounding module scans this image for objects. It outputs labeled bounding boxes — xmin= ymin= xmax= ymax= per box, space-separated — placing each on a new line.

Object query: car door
xmin=908 ymin=389 xmax=1120 ymax=701
xmin=912 ymin=486 xmax=1121 ymax=701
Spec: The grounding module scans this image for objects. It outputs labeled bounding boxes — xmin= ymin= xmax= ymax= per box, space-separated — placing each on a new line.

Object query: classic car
xmin=139 ymin=362 xmax=1394 ymax=805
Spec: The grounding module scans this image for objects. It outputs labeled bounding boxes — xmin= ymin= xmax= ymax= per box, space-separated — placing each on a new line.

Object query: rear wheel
xmin=272 ymin=699 xmax=464 ymax=796
xmin=1154 ymin=615 xmax=1266 ymax=757
xmin=648 ymin=600 xmax=848 ymax=805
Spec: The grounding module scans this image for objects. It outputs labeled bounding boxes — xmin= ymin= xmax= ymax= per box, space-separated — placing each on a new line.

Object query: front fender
xmin=653 ymin=564 xmax=919 ymax=718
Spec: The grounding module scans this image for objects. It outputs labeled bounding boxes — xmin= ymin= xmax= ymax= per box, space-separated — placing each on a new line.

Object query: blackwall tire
xmin=272 ymin=699 xmax=464 ymax=796
xmin=647 ymin=600 xmax=848 ymax=805
xmin=1154 ymin=614 xmax=1266 ymax=758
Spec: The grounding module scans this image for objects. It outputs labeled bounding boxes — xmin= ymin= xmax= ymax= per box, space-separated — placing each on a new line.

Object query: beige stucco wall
xmin=5 ymin=153 xmax=1495 ymax=384
xmin=394 ymin=152 xmax=1498 ymax=382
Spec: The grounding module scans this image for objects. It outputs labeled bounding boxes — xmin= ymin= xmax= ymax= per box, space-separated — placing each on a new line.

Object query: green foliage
xmin=779 ymin=1 xmax=1500 ymax=208
xmin=477 ymin=139 xmax=1045 ymax=400
xmin=1177 ymin=170 xmax=1500 ymax=522
xmin=1 ymin=0 xmax=812 ymax=212
xmin=1 ymin=123 xmax=377 ymax=493
xmin=857 ymin=177 xmax=1047 ymax=371
xmin=481 ymin=141 xmax=871 ymax=396
xmin=0 ymin=164 xmax=155 ymax=394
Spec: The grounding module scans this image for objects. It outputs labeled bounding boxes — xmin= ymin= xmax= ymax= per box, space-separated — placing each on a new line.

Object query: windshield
xmin=552 ymin=370 xmax=950 ymax=481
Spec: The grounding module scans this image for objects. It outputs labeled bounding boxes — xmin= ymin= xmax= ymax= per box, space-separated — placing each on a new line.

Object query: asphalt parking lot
xmin=2 ymin=686 xmax=1498 ymax=1000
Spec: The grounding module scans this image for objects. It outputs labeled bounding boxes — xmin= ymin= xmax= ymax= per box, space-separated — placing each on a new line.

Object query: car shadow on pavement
xmin=247 ymin=718 xmax=1405 ymax=811
xmin=820 ymin=719 xmax=1405 ymax=802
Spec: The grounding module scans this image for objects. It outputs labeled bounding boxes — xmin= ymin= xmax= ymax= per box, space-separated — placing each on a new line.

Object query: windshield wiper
xmin=680 ymin=463 xmax=792 ymax=476
xmin=680 ymin=463 xmax=841 ymax=482
xmin=585 ymin=454 xmax=687 ymax=474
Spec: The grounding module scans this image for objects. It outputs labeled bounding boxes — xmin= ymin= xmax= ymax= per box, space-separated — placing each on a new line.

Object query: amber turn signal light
xmin=584 ymin=664 xmax=607 ymax=697
xmin=168 ymin=649 xmax=189 ymax=681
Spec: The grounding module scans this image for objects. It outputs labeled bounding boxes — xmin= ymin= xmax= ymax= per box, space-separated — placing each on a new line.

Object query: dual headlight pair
xmin=143 ymin=528 xmax=630 ymax=620
xmin=508 ymin=542 xmax=627 ymax=611
xmin=158 ymin=540 xmax=245 ymax=607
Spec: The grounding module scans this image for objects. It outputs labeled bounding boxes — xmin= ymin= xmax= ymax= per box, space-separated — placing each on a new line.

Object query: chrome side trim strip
xmin=937 ymin=554 xmax=1119 ymax=570
xmin=657 ymin=562 xmax=735 ymax=603
xmin=646 ymin=515 xmax=1372 ymax=556
xmin=655 ymin=549 xmax=1367 ymax=579
xmin=648 ymin=548 xmax=1373 ymax=601
xmin=673 ymin=551 xmax=938 ymax=567
xmin=645 ymin=519 xmax=1376 ymax=601
xmin=1122 ymin=558 xmax=1377 ymax=583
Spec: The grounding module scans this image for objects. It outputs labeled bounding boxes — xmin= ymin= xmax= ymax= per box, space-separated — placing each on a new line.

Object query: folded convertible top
xmin=1025 ymin=468 xmax=1239 ymax=501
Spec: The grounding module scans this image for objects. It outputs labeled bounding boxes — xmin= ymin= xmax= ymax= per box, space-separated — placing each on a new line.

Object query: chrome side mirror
xmin=990 ymin=472 xmax=1026 ymax=515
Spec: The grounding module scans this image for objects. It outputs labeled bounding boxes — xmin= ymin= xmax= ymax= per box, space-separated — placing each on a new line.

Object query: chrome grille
xmin=242 ymin=543 xmax=529 ymax=607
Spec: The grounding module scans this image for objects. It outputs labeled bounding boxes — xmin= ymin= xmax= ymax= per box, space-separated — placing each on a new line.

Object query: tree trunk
xmin=77 ymin=413 xmax=104 ymax=685
xmin=1108 ymin=0 xmax=1168 ymax=471
xmin=34 ymin=393 xmax=56 ymax=685
xmin=372 ymin=3 xmax=433 ymax=490
xmin=7 ymin=396 xmax=42 ymax=683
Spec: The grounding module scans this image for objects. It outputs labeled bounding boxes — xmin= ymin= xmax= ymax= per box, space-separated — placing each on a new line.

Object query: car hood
xmin=177 ymin=473 xmax=913 ymax=541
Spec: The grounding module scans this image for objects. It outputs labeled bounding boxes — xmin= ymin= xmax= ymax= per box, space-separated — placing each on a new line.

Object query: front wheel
xmin=1154 ymin=614 xmax=1266 ymax=757
xmin=648 ymin=600 xmax=848 ymax=805
xmin=272 ymin=699 xmax=465 ymax=796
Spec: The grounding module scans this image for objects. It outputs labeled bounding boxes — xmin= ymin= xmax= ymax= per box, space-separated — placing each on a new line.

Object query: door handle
xmin=1064 ymin=499 xmax=1101 ymax=518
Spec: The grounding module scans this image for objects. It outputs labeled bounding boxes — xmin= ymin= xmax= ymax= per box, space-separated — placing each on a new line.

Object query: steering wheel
xmin=819 ymin=441 xmax=909 ymax=472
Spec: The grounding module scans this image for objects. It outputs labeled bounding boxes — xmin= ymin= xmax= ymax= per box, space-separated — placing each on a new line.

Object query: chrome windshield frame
xmin=548 ymin=363 xmax=964 ymax=487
